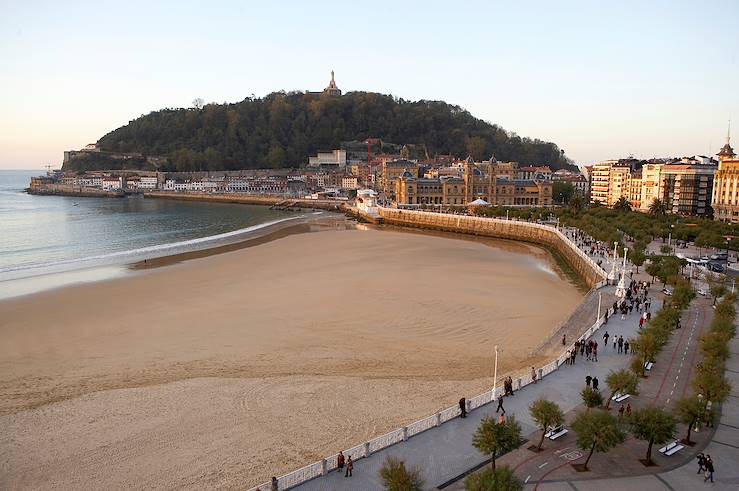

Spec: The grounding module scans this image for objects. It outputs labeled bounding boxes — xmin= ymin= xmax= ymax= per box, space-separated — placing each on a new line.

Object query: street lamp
xmin=492 ymin=345 xmax=499 ymax=401
xmin=616 ymin=247 xmax=628 ymax=298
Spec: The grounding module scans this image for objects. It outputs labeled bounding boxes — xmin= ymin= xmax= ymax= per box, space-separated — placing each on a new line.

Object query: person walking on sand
xmin=459 ymin=397 xmax=467 ymax=418
xmin=496 ymin=393 xmax=506 ymax=414
xmin=531 ymin=367 xmax=538 ymax=384
xmin=345 ymin=456 xmax=353 ymax=477
xmin=562 ymin=334 xmax=566 ymax=346
xmin=337 ymin=451 xmax=345 ymax=472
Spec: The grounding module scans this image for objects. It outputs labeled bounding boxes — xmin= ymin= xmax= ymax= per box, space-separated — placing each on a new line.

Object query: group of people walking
xmin=697 ymin=453 xmax=715 ymax=483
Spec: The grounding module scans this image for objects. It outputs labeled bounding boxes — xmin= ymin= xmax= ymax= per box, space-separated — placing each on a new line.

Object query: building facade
xmin=711 ymin=134 xmax=739 ymax=222
xmin=659 ymin=164 xmax=715 ymax=216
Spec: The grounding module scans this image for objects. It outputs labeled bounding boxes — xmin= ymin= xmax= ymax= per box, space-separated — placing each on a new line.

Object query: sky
xmin=1 ymin=0 xmax=738 ymax=170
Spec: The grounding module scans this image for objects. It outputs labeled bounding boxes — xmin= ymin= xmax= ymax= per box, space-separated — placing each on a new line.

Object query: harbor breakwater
xmin=27 ymin=183 xmax=124 ymax=198
xmin=144 ymin=191 xmax=347 ymax=212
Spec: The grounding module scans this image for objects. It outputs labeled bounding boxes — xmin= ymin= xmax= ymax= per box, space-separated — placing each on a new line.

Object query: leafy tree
xmin=379 ymin=456 xmax=424 ymax=491
xmin=693 ymin=367 xmax=731 ymax=406
xmin=472 ymin=416 xmax=521 ymax=470
xmin=553 ymin=181 xmax=575 ymax=204
xmin=701 ymin=331 xmax=731 ymax=361
xmin=674 ymin=396 xmax=704 ymax=445
xmin=660 ymin=244 xmax=671 ymax=255
xmin=529 ymin=399 xmax=564 ymax=450
xmin=571 ymin=410 xmax=626 ymax=470
xmin=628 ymin=406 xmax=676 ymax=465
xmin=192 ymin=98 xmax=205 ymax=110
xmin=464 ymin=465 xmax=523 ymax=491
xmin=614 ymin=196 xmax=632 ymax=212
xmin=630 ymin=249 xmax=646 ymax=274
xmin=604 ymin=369 xmax=639 ymax=410
xmin=569 ymin=194 xmax=584 ymax=211
xmin=581 ymin=387 xmax=603 ymax=410
xmin=645 ymin=261 xmax=661 ymax=283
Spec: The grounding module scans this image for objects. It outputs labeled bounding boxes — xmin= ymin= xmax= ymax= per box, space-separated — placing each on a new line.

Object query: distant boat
xmin=73 ymin=202 xmax=79 ymax=206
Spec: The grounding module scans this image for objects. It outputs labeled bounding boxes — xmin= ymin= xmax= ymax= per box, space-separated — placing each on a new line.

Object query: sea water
xmin=0 ymin=170 xmax=304 ymax=297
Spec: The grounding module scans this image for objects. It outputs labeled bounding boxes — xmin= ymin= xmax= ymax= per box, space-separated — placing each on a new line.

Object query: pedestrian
xmin=618 ymin=404 xmax=625 ymax=417
xmin=626 ymin=402 xmax=632 ymax=416
xmin=565 ymin=349 xmax=571 ymax=365
xmin=603 ymin=331 xmax=610 ymax=347
xmin=647 ymin=311 xmax=651 ymax=321
xmin=337 ymin=451 xmax=345 ymax=472
xmin=639 ymin=317 xmax=644 ymax=329
xmin=618 ymin=336 xmax=624 ymax=353
xmin=586 ymin=343 xmax=592 ymax=361
xmin=459 ymin=397 xmax=467 ymax=418
xmin=592 ymin=376 xmax=599 ymax=391
xmin=704 ymin=455 xmax=714 ymax=483
xmin=613 ymin=335 xmax=617 ymax=350
xmin=585 ymin=375 xmax=592 ymax=387
xmin=580 ymin=342 xmax=585 ymax=356
xmin=570 ymin=349 xmax=576 ymax=365
xmin=496 ymin=393 xmax=505 ymax=414
xmin=507 ymin=376 xmax=515 ymax=396
xmin=345 ymin=456 xmax=353 ymax=477
xmin=697 ymin=453 xmax=705 ymax=474
xmin=531 ymin=367 xmax=537 ymax=384
xmin=624 ymin=340 xmax=630 ymax=355
xmin=498 ymin=413 xmax=506 ymax=425
xmin=562 ymin=333 xmax=566 ymax=346
xmin=593 ymin=341 xmax=598 ymax=361
xmin=271 ymin=477 xmax=279 ymax=491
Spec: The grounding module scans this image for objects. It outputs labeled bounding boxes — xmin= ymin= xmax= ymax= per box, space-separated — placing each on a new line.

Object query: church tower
xmin=323 ymin=70 xmax=342 ymax=97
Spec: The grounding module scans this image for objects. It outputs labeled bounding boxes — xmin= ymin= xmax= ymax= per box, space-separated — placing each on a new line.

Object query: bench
xmin=544 ymin=425 xmax=568 ymax=440
xmin=645 ymin=361 xmax=654 ymax=371
xmin=614 ymin=394 xmax=630 ymax=403
xmin=659 ymin=441 xmax=684 ymax=456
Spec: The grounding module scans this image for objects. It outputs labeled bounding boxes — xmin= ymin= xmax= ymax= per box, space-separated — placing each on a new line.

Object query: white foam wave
xmin=0 ymin=214 xmax=308 ymax=281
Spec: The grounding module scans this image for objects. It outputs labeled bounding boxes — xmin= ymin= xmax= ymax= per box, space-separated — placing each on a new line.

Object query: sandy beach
xmin=0 ymin=224 xmax=582 ymax=489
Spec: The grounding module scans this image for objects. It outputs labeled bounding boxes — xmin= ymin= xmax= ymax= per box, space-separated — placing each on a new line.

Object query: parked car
xmin=697 ymin=289 xmax=708 ymax=296
xmin=710 ymin=252 xmax=728 ymax=261
xmin=709 ymin=263 xmax=725 ymax=273
xmin=662 ymin=288 xmax=673 ymax=296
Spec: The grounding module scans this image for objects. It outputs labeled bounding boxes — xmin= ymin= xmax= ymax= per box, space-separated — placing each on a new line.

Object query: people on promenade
xmin=570 ymin=348 xmax=576 ymax=365
xmin=271 ymin=476 xmax=278 ymax=491
xmin=697 ymin=453 xmax=706 ymax=474
xmin=617 ymin=336 xmax=624 ymax=353
xmin=704 ymin=455 xmax=714 ymax=483
xmin=498 ymin=414 xmax=506 ymax=425
xmin=618 ymin=404 xmax=625 ymax=417
xmin=337 ymin=451 xmax=345 ymax=472
xmin=592 ymin=376 xmax=599 ymax=391
xmin=626 ymin=402 xmax=632 ymax=417
xmin=593 ymin=342 xmax=598 ymax=362
xmin=603 ymin=331 xmax=610 ymax=347
xmin=496 ymin=393 xmax=505 ymax=414
xmin=565 ymin=349 xmax=571 ymax=365
xmin=345 ymin=456 xmax=353 ymax=477
xmin=459 ymin=397 xmax=467 ymax=418
xmin=586 ymin=375 xmax=592 ymax=387
xmin=586 ymin=342 xmax=592 ymax=361
xmin=624 ymin=340 xmax=630 ymax=355
xmin=613 ymin=335 xmax=618 ymax=350
xmin=531 ymin=367 xmax=537 ymax=384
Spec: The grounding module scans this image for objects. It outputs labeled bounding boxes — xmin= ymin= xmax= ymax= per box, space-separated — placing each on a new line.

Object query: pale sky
xmin=1 ymin=0 xmax=737 ymax=170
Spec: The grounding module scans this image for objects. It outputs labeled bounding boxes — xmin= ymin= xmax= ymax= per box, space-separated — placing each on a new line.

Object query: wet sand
xmin=0 ymin=225 xmax=582 ymax=489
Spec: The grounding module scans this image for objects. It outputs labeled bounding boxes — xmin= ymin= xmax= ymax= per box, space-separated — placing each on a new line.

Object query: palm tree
xmin=614 ymin=196 xmax=632 ymax=212
xmin=648 ymin=198 xmax=666 ymax=217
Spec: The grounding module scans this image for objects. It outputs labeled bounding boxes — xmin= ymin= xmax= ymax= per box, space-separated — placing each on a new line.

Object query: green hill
xmin=73 ymin=91 xmax=575 ymax=172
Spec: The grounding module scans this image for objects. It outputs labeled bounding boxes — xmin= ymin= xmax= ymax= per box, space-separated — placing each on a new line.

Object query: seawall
xmin=27 ymin=184 xmax=124 ymax=198
xmin=144 ymin=191 xmax=348 ymax=212
xmin=377 ymin=208 xmax=606 ymax=288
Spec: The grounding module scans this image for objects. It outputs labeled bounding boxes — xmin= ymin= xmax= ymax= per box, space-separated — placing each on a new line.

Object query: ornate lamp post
xmin=608 ymin=241 xmax=619 ymax=285
xmin=616 ymin=247 xmax=629 ymax=298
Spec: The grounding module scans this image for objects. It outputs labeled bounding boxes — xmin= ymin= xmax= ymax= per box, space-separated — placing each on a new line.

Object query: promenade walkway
xmin=294 ymin=289 xmax=655 ymax=491
xmin=530 ymin=313 xmax=739 ymax=491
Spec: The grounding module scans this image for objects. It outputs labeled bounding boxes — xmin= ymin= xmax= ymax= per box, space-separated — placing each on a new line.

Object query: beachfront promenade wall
xmin=377 ymin=208 xmax=606 ymax=288
xmin=249 ymin=210 xmax=610 ymax=491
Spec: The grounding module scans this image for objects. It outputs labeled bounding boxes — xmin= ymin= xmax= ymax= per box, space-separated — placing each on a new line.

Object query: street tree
xmin=581 ymin=387 xmax=603 ymax=410
xmin=571 ymin=410 xmax=626 ymax=471
xmin=464 ymin=465 xmax=523 ymax=491
xmin=472 ymin=415 xmax=521 ymax=470
xmin=604 ymin=369 xmax=639 ymax=410
xmin=674 ymin=396 xmax=704 ymax=445
xmin=529 ymin=399 xmax=564 ymax=451
xmin=630 ymin=249 xmax=646 ymax=273
xmin=379 ymin=456 xmax=424 ymax=491
xmin=628 ymin=406 xmax=676 ymax=465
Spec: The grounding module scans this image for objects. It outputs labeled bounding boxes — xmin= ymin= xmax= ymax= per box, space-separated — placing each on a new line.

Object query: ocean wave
xmin=0 ymin=214 xmax=308 ymax=281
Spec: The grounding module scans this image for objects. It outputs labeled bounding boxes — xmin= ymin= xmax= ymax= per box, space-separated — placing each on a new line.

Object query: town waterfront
xmin=0 ymin=170 xmax=303 ymax=296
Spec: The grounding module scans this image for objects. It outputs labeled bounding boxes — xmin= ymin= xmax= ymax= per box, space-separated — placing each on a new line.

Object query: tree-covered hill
xmin=80 ymin=91 xmax=575 ymax=172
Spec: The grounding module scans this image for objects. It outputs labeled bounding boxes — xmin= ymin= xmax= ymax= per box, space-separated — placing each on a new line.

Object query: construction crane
xmin=365 ymin=138 xmax=382 ymax=188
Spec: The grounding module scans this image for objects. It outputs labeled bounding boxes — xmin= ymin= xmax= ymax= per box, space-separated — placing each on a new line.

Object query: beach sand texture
xmin=0 ymin=227 xmax=582 ymax=489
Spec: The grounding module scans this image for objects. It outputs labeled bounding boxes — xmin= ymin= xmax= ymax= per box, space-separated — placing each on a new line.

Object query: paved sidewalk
xmin=294 ymin=290 xmax=656 ymax=491
xmin=532 ymin=320 xmax=739 ymax=491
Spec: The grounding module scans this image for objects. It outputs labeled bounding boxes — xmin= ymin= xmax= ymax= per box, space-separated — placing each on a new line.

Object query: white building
xmin=308 ymin=149 xmax=347 ymax=168
xmin=139 ymin=176 xmax=158 ymax=190
xmin=102 ymin=177 xmax=123 ymax=190
xmin=341 ymin=176 xmax=359 ymax=190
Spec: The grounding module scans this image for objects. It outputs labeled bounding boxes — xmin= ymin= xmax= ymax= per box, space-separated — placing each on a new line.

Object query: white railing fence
xmin=248 ymin=218 xmax=612 ymax=491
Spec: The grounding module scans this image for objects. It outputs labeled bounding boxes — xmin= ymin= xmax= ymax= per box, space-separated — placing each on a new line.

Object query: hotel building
xmin=711 ymin=133 xmax=739 ymax=222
